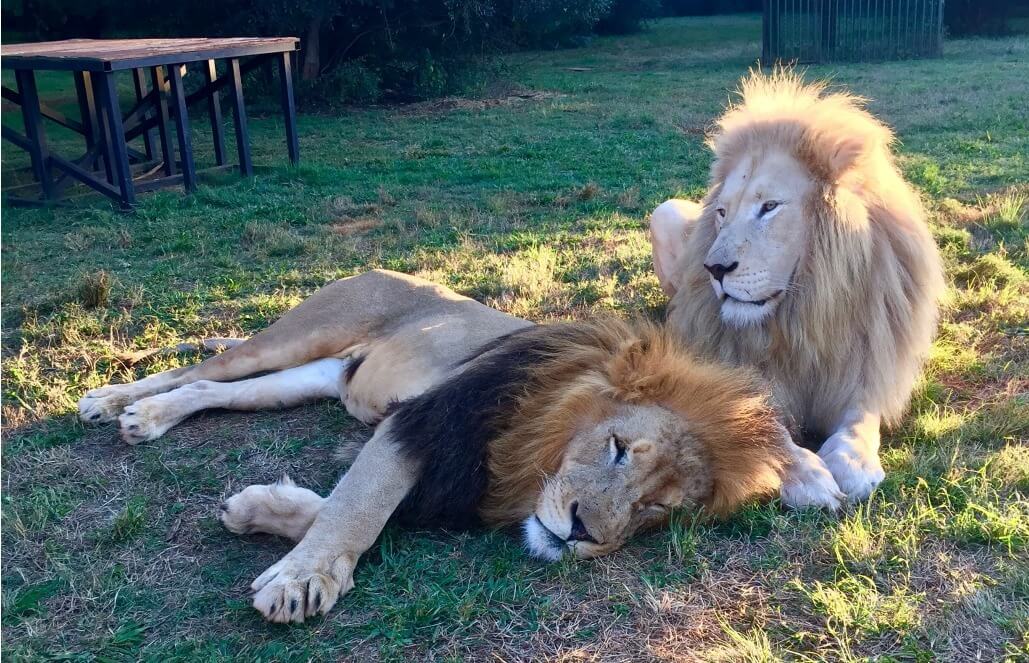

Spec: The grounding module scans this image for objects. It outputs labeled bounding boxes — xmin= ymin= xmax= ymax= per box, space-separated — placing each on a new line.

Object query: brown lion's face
xmin=705 ymin=150 xmax=815 ymax=327
xmin=523 ymin=403 xmax=710 ymax=561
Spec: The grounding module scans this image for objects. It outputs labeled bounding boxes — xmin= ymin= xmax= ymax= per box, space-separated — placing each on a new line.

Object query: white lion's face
xmin=706 ymin=150 xmax=814 ymax=327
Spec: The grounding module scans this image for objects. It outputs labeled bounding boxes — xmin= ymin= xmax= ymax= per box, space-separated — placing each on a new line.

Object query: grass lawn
xmin=2 ymin=14 xmax=1027 ymax=661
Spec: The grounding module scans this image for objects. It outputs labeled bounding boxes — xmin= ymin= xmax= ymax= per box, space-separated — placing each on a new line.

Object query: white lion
xmin=651 ymin=71 xmax=946 ymax=503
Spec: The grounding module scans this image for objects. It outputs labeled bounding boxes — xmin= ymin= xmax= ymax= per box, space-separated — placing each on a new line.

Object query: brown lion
xmin=650 ymin=71 xmax=946 ymax=505
xmin=79 ymin=270 xmax=807 ymax=623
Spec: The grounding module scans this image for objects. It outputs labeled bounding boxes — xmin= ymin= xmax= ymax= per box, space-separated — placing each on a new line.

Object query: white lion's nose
xmin=704 ymin=261 xmax=739 ymax=283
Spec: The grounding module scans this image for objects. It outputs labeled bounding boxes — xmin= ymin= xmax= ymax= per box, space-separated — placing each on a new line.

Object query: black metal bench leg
xmin=150 ymin=66 xmax=177 ymax=177
xmin=227 ymin=58 xmax=253 ymax=177
xmin=168 ymin=64 xmax=197 ymax=192
xmin=73 ymin=71 xmax=101 ymax=172
xmin=132 ymin=68 xmax=156 ymax=161
xmin=278 ymin=51 xmax=299 ymax=165
xmin=97 ymin=71 xmax=136 ymax=208
xmin=16 ymin=69 xmax=55 ymax=200
xmin=204 ymin=59 xmax=227 ymax=166
xmin=89 ymin=72 xmax=116 ymax=185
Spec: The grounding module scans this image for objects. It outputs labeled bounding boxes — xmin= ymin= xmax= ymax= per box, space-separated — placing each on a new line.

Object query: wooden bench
xmin=2 ymin=37 xmax=300 ymax=208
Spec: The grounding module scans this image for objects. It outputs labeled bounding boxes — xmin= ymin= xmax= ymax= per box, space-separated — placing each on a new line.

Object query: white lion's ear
xmin=649 ymin=199 xmax=701 ymax=296
xmin=824 ymin=133 xmax=866 ymax=181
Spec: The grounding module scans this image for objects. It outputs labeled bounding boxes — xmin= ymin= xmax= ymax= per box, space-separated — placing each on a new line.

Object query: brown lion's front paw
xmin=250 ymin=552 xmax=355 ymax=624
xmin=219 ymin=476 xmax=324 ymax=541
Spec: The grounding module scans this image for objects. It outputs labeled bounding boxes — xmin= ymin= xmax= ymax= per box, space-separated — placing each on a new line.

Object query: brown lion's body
xmin=81 ymin=269 xmax=796 ymax=622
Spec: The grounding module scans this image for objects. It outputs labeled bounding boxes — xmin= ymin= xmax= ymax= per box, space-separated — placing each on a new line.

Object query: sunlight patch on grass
xmin=705 ymin=620 xmax=778 ymax=663
xmin=794 ymin=575 xmax=922 ymax=637
xmin=913 ymin=406 xmax=967 ymax=443
xmin=500 ymin=245 xmax=560 ymax=298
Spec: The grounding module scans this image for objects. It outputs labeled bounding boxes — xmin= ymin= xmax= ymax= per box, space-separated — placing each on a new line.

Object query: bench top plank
xmin=2 ymin=37 xmax=299 ymax=72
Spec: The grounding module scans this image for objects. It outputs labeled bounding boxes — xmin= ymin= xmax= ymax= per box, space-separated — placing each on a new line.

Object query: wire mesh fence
xmin=762 ymin=0 xmax=944 ymax=62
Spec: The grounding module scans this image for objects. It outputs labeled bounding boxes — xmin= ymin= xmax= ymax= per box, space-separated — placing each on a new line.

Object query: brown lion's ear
xmin=605 ymin=336 xmax=659 ymax=403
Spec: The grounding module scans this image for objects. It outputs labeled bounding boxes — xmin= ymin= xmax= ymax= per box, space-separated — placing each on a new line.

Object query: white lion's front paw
xmin=251 ymin=551 xmax=355 ymax=624
xmin=117 ymin=394 xmax=183 ymax=444
xmin=781 ymin=446 xmax=845 ymax=511
xmin=78 ymin=385 xmax=137 ymax=423
xmin=820 ymin=439 xmax=885 ymax=501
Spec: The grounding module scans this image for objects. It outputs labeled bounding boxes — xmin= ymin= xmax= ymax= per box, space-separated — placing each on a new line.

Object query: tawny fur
xmin=480 ymin=318 xmax=787 ymax=524
xmin=666 ymin=70 xmax=946 ymax=434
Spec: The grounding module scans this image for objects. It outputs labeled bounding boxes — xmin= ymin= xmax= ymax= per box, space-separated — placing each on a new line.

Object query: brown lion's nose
xmin=704 ymin=261 xmax=738 ymax=283
xmin=567 ymin=501 xmax=598 ymax=543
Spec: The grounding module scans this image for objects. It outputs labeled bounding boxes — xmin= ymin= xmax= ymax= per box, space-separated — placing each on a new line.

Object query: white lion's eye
xmin=716 ymin=207 xmax=727 ymax=218
xmin=759 ymin=200 xmax=779 ymax=215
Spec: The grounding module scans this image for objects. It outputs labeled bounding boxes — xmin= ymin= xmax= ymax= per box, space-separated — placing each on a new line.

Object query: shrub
xmin=2 ymin=0 xmax=667 ymax=106
xmin=662 ymin=0 xmax=759 ymax=16
xmin=298 ymin=59 xmax=382 ymax=108
xmin=596 ymin=0 xmax=662 ymax=34
xmin=945 ymin=0 xmax=1024 ymax=36
xmin=511 ymin=0 xmax=613 ymax=46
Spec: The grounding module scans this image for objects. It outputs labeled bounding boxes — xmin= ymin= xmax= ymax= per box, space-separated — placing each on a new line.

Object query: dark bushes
xmin=944 ymin=0 xmax=1029 ymax=36
xmin=597 ymin=0 xmax=663 ymax=34
xmin=4 ymin=0 xmax=667 ymax=105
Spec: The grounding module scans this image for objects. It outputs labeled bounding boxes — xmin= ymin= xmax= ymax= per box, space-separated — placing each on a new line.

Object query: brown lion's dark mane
xmin=386 ymin=319 xmax=788 ymax=529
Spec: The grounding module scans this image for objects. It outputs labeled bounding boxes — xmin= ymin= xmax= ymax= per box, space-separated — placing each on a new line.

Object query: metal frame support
xmin=167 ymin=63 xmax=197 ymax=191
xmin=227 ymin=58 xmax=253 ymax=177
xmin=204 ymin=59 xmax=227 ymax=166
xmin=150 ymin=66 xmax=177 ymax=176
xmin=278 ymin=51 xmax=299 ymax=165
xmin=132 ymin=68 xmax=157 ymax=160
xmin=15 ymin=69 xmax=54 ymax=199
xmin=96 ymin=71 xmax=135 ymax=208
xmin=72 ymin=71 xmax=99 ymax=169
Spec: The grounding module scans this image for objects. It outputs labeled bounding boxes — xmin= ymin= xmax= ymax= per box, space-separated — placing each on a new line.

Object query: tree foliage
xmin=3 ymin=0 xmax=662 ymax=103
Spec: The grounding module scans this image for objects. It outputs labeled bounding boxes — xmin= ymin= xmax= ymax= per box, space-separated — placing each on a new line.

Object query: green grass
xmin=2 ymin=14 xmax=1028 ymax=661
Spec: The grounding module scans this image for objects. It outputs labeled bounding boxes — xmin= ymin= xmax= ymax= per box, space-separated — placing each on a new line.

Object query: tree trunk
xmin=302 ymin=15 xmax=324 ymax=81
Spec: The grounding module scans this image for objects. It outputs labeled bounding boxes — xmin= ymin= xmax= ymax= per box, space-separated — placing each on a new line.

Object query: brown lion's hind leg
xmin=117 ymin=358 xmax=348 ymax=444
xmin=220 ymin=475 xmax=325 ymax=542
xmin=79 ymin=269 xmax=481 ymax=426
xmin=78 ymin=365 xmax=198 ymax=424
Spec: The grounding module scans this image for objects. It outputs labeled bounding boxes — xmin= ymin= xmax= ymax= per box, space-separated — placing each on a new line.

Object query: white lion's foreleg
xmin=780 ymin=433 xmax=845 ymax=511
xmin=220 ymin=475 xmax=326 ymax=541
xmin=819 ymin=409 xmax=884 ymax=501
xmin=250 ymin=419 xmax=420 ymax=623
xmin=117 ymin=358 xmax=348 ymax=444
